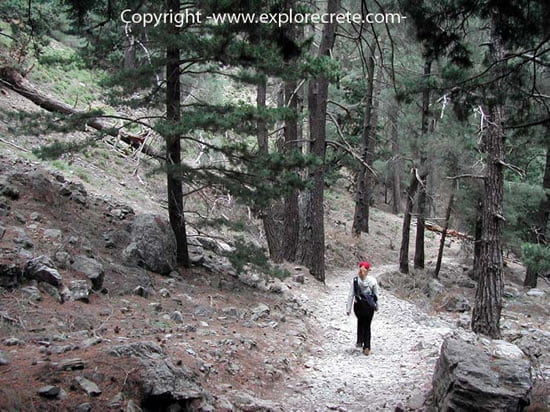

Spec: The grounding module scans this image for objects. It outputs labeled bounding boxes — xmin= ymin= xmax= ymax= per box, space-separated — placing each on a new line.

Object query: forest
xmin=0 ymin=0 xmax=549 ymax=410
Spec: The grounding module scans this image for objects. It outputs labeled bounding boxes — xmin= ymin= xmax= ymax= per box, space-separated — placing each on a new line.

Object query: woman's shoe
xmin=363 ymin=348 xmax=370 ymax=356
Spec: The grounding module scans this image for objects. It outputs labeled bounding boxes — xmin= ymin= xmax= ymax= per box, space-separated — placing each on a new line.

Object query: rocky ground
xmin=0 ymin=127 xmax=549 ymax=410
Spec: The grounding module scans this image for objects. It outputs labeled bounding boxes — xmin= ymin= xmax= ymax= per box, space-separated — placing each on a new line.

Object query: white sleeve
xmin=346 ymin=279 xmax=355 ymax=313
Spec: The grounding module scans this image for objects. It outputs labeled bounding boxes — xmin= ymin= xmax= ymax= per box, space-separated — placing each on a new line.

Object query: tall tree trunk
xmin=390 ymin=101 xmax=401 ymax=215
xmin=256 ymin=80 xmax=284 ymax=262
xmin=282 ymin=77 xmax=300 ymax=262
xmin=472 ymin=197 xmax=483 ymax=277
xmin=434 ymin=192 xmax=455 ymax=278
xmin=524 ymin=139 xmax=550 ymax=287
xmin=299 ymin=0 xmax=339 ymax=282
xmin=471 ymin=35 xmax=506 ymax=338
xmin=399 ymin=169 xmax=421 ymax=273
xmin=352 ymin=46 xmax=376 ymax=235
xmin=165 ymin=0 xmax=189 ymax=267
xmin=414 ymin=59 xmax=433 ymax=269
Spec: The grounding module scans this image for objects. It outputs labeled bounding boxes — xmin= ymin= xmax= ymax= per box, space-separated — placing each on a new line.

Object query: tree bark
xmin=434 ymin=192 xmax=454 ymax=278
xmin=256 ymin=80 xmax=284 ymax=262
xmin=282 ymin=78 xmax=300 ymax=262
xmin=165 ymin=0 xmax=189 ymax=268
xmin=299 ymin=0 xmax=339 ymax=282
xmin=352 ymin=46 xmax=376 ymax=236
xmin=524 ymin=138 xmax=550 ymax=287
xmin=414 ymin=59 xmax=433 ymax=269
xmin=399 ymin=169 xmax=420 ymax=273
xmin=390 ymin=101 xmax=401 ymax=215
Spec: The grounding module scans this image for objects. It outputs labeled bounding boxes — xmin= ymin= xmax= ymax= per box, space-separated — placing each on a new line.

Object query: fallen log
xmin=425 ymin=221 xmax=474 ymax=241
xmin=0 ymin=67 xmax=165 ymax=160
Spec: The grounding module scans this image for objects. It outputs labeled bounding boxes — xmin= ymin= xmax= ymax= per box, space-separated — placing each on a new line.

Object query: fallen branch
xmin=0 ymin=67 xmax=165 ymax=160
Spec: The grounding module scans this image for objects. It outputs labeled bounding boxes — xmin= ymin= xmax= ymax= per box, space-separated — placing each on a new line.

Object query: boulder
xmin=526 ymin=288 xmax=545 ymax=297
xmin=37 ymin=385 xmax=60 ymax=398
xmin=107 ymin=342 xmax=165 ymax=359
xmin=427 ymin=279 xmax=444 ymax=298
xmin=251 ymin=303 xmax=270 ymax=321
xmin=139 ymin=359 xmax=203 ymax=411
xmin=72 ymin=256 xmax=104 ymax=290
xmin=24 ymin=256 xmax=62 ymax=287
xmin=21 ymin=286 xmax=42 ymax=301
xmin=229 ymin=390 xmax=283 ymax=411
xmin=432 ymin=337 xmax=532 ymax=411
xmin=0 ymin=263 xmax=23 ymax=289
xmin=123 ymin=214 xmax=177 ymax=275
xmin=13 ymin=228 xmax=34 ymax=249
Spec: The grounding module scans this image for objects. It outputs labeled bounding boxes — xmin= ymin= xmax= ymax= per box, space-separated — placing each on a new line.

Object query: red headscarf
xmin=359 ymin=261 xmax=371 ymax=269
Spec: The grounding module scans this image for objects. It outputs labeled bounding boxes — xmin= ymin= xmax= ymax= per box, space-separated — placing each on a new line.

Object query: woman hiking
xmin=346 ymin=261 xmax=379 ymax=355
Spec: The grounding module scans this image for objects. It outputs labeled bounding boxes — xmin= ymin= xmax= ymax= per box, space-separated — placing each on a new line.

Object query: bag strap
xmin=353 ymin=277 xmax=360 ymax=299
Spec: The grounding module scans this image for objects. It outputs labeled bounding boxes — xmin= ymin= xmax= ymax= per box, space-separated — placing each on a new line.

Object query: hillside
xmin=1 ymin=2 xmax=549 ymax=410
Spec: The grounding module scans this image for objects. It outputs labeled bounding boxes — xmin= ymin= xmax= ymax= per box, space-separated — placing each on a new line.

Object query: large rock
xmin=24 ymin=256 xmax=62 ymax=287
xmin=432 ymin=337 xmax=532 ymax=411
xmin=139 ymin=359 xmax=203 ymax=411
xmin=72 ymin=256 xmax=104 ymax=290
xmin=123 ymin=214 xmax=177 ymax=275
xmin=69 ymin=280 xmax=90 ymax=302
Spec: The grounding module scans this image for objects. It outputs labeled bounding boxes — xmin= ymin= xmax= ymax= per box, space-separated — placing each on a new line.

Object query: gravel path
xmin=281 ymin=265 xmax=457 ymax=412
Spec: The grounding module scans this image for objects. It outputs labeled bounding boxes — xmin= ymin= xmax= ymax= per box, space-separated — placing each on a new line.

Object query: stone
xmin=251 ymin=303 xmax=270 ymax=321
xmin=58 ymin=358 xmax=87 ymax=371
xmin=122 ymin=214 xmax=177 ymax=275
xmin=4 ymin=337 xmax=24 ymax=346
xmin=442 ymin=294 xmax=471 ymax=312
xmin=293 ymin=274 xmax=305 ymax=284
xmin=149 ymin=302 xmax=162 ymax=312
xmin=39 ymin=282 xmax=63 ymax=303
xmin=109 ymin=392 xmax=124 ymax=408
xmin=526 ymin=288 xmax=545 ymax=297
xmin=53 ymin=251 xmax=71 ymax=269
xmin=107 ymin=342 xmax=165 ymax=359
xmin=75 ymin=403 xmax=92 ymax=412
xmin=74 ymin=376 xmax=101 ymax=396
xmin=431 ymin=337 xmax=532 ymax=411
xmin=24 ymin=256 xmax=62 ymax=286
xmin=229 ymin=390 xmax=282 ymax=411
xmin=13 ymin=228 xmax=34 ymax=249
xmin=170 ymin=311 xmax=184 ymax=323
xmin=21 ymin=286 xmax=42 ymax=301
xmin=159 ymin=288 xmax=170 ymax=298
xmin=38 ymin=385 xmax=60 ymax=398
xmin=138 ymin=359 xmax=202 ymax=408
xmin=72 ymin=256 xmax=104 ymax=290
xmin=0 ymin=350 xmax=9 ymax=365
xmin=44 ymin=229 xmax=62 ymax=240
xmin=0 ymin=263 xmax=23 ymax=289
xmin=0 ymin=225 xmax=5 ymax=240
xmin=30 ymin=212 xmax=41 ymax=221
xmin=69 ymin=280 xmax=90 ymax=302
xmin=133 ymin=285 xmax=152 ymax=298
xmin=486 ymin=339 xmax=526 ymax=360
xmin=407 ymin=391 xmax=425 ymax=410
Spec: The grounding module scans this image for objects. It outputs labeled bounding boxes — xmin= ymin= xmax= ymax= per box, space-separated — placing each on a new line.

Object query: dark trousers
xmin=354 ymin=301 xmax=375 ymax=349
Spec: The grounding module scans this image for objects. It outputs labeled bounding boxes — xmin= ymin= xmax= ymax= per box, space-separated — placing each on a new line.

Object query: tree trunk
xmin=299 ymin=0 xmax=339 ymax=282
xmin=256 ymin=80 xmax=284 ymax=262
xmin=399 ymin=169 xmax=420 ymax=274
xmin=0 ymin=67 xmax=163 ymax=159
xmin=282 ymin=78 xmax=300 ymax=262
xmin=434 ymin=192 xmax=454 ymax=278
xmin=352 ymin=46 xmax=376 ymax=236
xmin=414 ymin=59 xmax=433 ymax=269
xmin=165 ymin=0 xmax=189 ymax=268
xmin=473 ymin=198 xmax=483 ymax=276
xmin=390 ymin=101 xmax=401 ymax=215
xmin=524 ymin=139 xmax=550 ymax=287
xmin=471 ymin=101 xmax=505 ymax=339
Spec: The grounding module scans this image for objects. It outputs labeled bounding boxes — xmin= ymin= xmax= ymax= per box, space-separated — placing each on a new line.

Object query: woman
xmin=346 ymin=261 xmax=379 ymax=355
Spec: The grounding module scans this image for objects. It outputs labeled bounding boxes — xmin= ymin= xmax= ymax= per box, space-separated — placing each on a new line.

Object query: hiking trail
xmin=280 ymin=264 xmax=457 ymax=411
